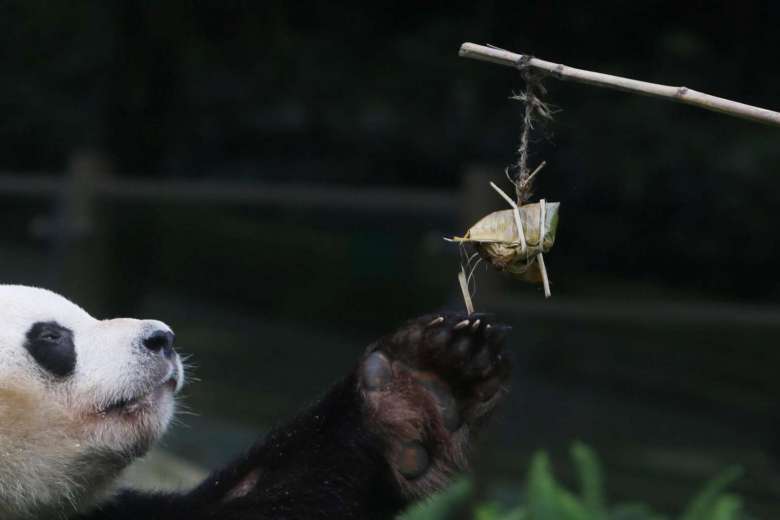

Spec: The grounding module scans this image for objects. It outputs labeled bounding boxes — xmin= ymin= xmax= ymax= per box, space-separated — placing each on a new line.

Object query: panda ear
xmin=24 ymin=321 xmax=77 ymax=377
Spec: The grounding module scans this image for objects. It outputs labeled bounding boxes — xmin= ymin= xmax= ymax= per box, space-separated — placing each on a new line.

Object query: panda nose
xmin=143 ymin=330 xmax=175 ymax=358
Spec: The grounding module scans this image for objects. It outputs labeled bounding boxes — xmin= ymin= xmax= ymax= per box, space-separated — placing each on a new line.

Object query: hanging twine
xmin=510 ymin=56 xmax=555 ymax=297
xmin=509 ymin=55 xmax=554 ymax=204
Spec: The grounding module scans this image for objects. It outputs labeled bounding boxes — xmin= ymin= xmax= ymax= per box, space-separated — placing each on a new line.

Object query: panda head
xmin=0 ymin=285 xmax=184 ymax=519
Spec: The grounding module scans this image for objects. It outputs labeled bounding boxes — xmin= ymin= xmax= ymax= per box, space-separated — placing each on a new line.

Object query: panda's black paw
xmin=359 ymin=313 xmax=511 ymax=498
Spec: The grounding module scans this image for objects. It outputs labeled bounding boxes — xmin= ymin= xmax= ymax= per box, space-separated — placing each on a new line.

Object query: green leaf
xmin=475 ymin=502 xmax=529 ymax=520
xmin=400 ymin=478 xmax=473 ymax=520
xmin=475 ymin=502 xmax=504 ymax=520
xmin=611 ymin=503 xmax=667 ymax=520
xmin=500 ymin=507 xmax=528 ymax=520
xmin=402 ymin=445 xmax=748 ymax=520
xmin=570 ymin=442 xmax=607 ymax=518
xmin=554 ymin=487 xmax=592 ymax=520
xmin=679 ymin=466 xmax=743 ymax=520
xmin=526 ymin=451 xmax=592 ymax=520
xmin=527 ymin=452 xmax=560 ymax=518
xmin=710 ymin=495 xmax=743 ymax=520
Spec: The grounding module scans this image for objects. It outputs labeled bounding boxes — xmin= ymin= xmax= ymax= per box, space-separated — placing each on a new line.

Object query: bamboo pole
xmin=459 ymin=42 xmax=780 ymax=128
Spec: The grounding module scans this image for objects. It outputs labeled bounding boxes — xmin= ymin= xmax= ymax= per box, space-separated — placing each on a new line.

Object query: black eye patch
xmin=25 ymin=321 xmax=76 ymax=377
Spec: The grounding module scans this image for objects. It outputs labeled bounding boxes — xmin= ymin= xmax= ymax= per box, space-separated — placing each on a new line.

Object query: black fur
xmin=82 ymin=374 xmax=402 ymax=519
xmin=76 ymin=312 xmax=511 ymax=520
xmin=24 ymin=321 xmax=76 ymax=377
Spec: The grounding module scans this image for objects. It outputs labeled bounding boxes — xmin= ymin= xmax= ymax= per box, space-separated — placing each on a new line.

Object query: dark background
xmin=0 ymin=1 xmax=778 ymax=517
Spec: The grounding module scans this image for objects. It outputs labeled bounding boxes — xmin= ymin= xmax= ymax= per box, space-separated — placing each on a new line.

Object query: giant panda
xmin=0 ymin=284 xmax=511 ymax=519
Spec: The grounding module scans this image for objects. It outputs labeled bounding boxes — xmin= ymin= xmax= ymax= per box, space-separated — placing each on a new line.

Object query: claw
xmin=427 ymin=316 xmax=444 ymax=327
xmin=471 ymin=319 xmax=481 ymax=331
xmin=454 ymin=319 xmax=470 ymax=330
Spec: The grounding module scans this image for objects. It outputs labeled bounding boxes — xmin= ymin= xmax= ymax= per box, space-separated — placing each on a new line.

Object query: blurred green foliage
xmin=402 ymin=443 xmax=749 ymax=520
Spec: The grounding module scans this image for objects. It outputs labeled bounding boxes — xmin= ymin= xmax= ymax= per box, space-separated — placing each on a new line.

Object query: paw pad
xmin=360 ymin=312 xmax=512 ymax=487
xmin=362 ymin=352 xmax=392 ymax=390
xmin=394 ymin=441 xmax=429 ymax=479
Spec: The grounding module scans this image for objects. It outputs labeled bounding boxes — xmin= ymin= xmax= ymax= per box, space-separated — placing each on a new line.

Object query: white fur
xmin=0 ymin=285 xmax=184 ymax=519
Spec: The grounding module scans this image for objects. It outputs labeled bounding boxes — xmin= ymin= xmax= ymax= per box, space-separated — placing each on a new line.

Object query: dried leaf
xmin=452 ymin=201 xmax=559 ymax=284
